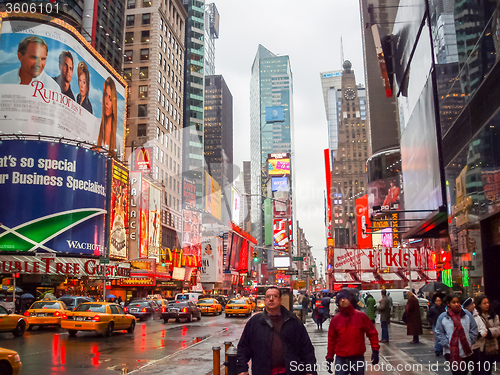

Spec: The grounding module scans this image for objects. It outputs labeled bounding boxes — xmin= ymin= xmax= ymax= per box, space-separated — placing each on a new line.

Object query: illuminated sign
xmin=272 ymin=176 xmax=289 ymax=192
xmin=265 ymin=106 xmax=285 ymax=122
xmin=109 ymin=161 xmax=129 ymax=259
xmin=132 ymin=148 xmax=153 ymax=173
xmin=268 ymin=158 xmax=290 ymax=176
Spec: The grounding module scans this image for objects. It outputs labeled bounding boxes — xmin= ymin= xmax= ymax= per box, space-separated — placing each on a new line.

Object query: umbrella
xmin=4 ymin=286 xmax=22 ymax=293
xmin=419 ymin=282 xmax=451 ymax=294
xmin=106 ymin=294 xmax=116 ymax=299
xmin=321 ymin=289 xmax=330 ymax=293
xmin=21 ymin=293 xmax=34 ymax=299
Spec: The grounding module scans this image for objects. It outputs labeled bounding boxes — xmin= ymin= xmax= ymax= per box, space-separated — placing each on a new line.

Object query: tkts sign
xmin=333 ymin=248 xmax=424 ymax=270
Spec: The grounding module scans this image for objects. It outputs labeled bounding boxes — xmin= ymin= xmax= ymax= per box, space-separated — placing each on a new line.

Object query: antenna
xmin=340 ymin=35 xmax=344 ymax=68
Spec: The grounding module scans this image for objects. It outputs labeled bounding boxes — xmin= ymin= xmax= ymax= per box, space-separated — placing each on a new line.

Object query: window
xmin=142 ymin=13 xmax=150 ymax=25
xmin=142 ymin=0 xmax=151 ymax=7
xmin=162 ymin=59 xmax=166 ymax=71
xmin=141 ymin=30 xmax=150 ymax=43
xmin=167 ymin=47 xmax=170 ymax=59
xmin=156 ymin=127 xmax=160 ymax=139
xmin=158 ymin=53 xmax=162 ymax=65
xmin=158 ymin=71 xmax=161 ymax=84
xmin=161 ymin=150 xmax=164 ymax=164
xmin=126 ymin=15 xmax=135 ymax=26
xmin=138 ymin=104 xmax=147 ymax=117
xmin=159 ymin=35 xmax=163 ymax=48
xmin=139 ymin=66 xmax=148 ymax=79
xmin=161 ymin=112 xmax=165 ymax=126
xmin=123 ymin=68 xmax=132 ymax=81
xmin=125 ymin=32 xmax=134 ymax=44
xmin=156 ymin=107 xmax=160 ymax=121
xmin=124 ymin=50 xmax=133 ymax=62
xmin=162 ymin=76 xmax=166 ymax=89
xmin=127 ymin=0 xmax=135 ymax=8
xmin=139 ymin=85 xmax=148 ymax=98
xmin=162 ymin=94 xmax=165 ymax=107
xmin=157 ymin=89 xmax=161 ymax=103
xmin=137 ymin=123 xmax=146 ymax=136
xmin=140 ymin=48 xmax=149 ymax=61
xmin=166 ymin=82 xmax=170 ymax=93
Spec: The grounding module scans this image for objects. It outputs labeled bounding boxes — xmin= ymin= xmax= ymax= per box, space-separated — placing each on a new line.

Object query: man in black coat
xmin=236 ymin=286 xmax=317 ymax=375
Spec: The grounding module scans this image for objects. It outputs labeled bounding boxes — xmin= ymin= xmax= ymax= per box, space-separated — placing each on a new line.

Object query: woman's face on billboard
xmin=104 ymin=85 xmax=113 ymax=117
xmin=78 ymin=73 xmax=87 ymax=97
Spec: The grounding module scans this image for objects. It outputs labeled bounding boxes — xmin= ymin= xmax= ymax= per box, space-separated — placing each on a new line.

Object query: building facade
xmin=203 ymin=3 xmax=219 ymax=76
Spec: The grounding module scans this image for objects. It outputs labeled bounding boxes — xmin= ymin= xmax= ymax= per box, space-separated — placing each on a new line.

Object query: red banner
xmin=238 ymin=240 xmax=249 ymax=273
xmin=356 ymin=195 xmax=372 ymax=248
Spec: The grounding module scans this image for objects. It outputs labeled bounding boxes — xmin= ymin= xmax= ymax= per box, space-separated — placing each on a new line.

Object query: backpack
xmin=317 ymin=305 xmax=325 ymax=315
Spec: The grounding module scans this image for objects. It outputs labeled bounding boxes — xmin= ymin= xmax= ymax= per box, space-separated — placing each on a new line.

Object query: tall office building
xmin=204 ymin=3 xmax=219 ymax=76
xmin=331 ymin=61 xmax=370 ymax=246
xmin=320 ymin=70 xmax=343 ymax=161
xmin=250 ymin=44 xmax=295 ymax=249
xmin=123 ymin=0 xmax=187 ymax=248
xmin=182 ymin=0 xmax=205 ymax=208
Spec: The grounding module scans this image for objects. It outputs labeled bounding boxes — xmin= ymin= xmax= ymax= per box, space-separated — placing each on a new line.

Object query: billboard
xmin=109 ymin=161 xmax=129 ymax=259
xmin=0 ymin=140 xmax=106 ymax=254
xmin=132 ymin=147 xmax=152 ymax=173
xmin=129 ymin=171 xmax=141 ymax=260
xmin=182 ymin=177 xmax=196 ymax=209
xmin=140 ymin=178 xmax=149 ymax=257
xmin=367 ymin=174 xmax=403 ymax=215
xmin=0 ymin=15 xmax=126 ymax=156
xmin=205 ymin=171 xmax=221 ymax=220
xmin=268 ymin=158 xmax=290 ymax=175
xmin=333 ymin=248 xmax=421 ymax=270
xmin=265 ymin=106 xmax=285 ymax=122
xmin=182 ymin=209 xmax=202 ymax=260
xmin=149 ymin=183 xmax=161 ymax=256
xmin=273 ymin=219 xmax=289 ymax=251
xmin=271 ymin=176 xmax=289 ymax=192
xmin=231 ymin=188 xmax=241 ymax=225
xmin=200 ymin=236 xmax=223 ymax=283
xmin=355 ymin=195 xmax=372 ymax=249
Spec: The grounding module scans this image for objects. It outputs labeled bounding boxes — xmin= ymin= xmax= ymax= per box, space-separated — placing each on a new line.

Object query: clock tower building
xmin=330 ymin=60 xmax=370 ymax=246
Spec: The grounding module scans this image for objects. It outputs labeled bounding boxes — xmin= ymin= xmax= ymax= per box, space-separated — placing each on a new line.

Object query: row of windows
xmin=123 ymin=66 xmax=148 ymax=80
xmin=127 ymin=0 xmax=151 ymax=9
xmin=159 ymin=18 xmax=182 ymax=60
xmin=125 ymin=30 xmax=150 ymax=44
xmin=158 ymin=71 xmax=182 ymax=106
xmin=126 ymin=13 xmax=150 ymax=26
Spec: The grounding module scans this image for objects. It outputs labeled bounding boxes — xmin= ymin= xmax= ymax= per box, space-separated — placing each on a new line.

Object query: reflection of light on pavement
xmin=141 ymin=338 xmax=146 ymax=352
xmin=142 ymin=323 xmax=146 ymax=336
xmin=160 ymin=339 xmax=164 ymax=348
xmin=181 ymin=340 xmax=186 ymax=348
xmin=52 ymin=334 xmax=59 ymax=366
xmin=91 ymin=344 xmax=100 ymax=366
xmin=182 ymin=326 xmax=187 ymax=336
xmin=161 ymin=330 xmax=165 ymax=338
xmin=61 ymin=341 xmax=66 ymax=365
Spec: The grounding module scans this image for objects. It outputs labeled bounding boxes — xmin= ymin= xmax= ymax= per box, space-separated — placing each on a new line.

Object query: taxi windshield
xmin=75 ymin=304 xmax=107 ymax=313
xmin=198 ymin=299 xmax=216 ymax=304
xmin=31 ymin=302 xmax=61 ymax=309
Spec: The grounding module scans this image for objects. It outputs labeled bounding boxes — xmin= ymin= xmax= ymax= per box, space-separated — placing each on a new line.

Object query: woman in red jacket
xmin=326 ymin=291 xmax=379 ymax=375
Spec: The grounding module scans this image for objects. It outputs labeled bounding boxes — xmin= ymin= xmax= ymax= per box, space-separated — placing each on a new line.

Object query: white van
xmin=174 ymin=292 xmax=202 ymax=303
xmin=359 ymin=289 xmax=429 ymax=308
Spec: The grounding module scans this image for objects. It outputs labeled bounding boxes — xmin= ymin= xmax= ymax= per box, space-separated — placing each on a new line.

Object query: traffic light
xmin=253 ymin=251 xmax=258 ymax=262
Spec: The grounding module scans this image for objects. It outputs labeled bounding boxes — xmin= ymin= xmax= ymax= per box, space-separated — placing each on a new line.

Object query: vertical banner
xmin=264 ymin=198 xmax=273 ymax=246
xmin=140 ymin=178 xmax=149 ymax=257
xmin=355 ymin=195 xmax=372 ymax=249
xmin=324 ymin=149 xmax=332 ymax=240
xmin=109 ymin=161 xmax=129 ymax=259
xmin=149 ymin=183 xmax=161 ymax=257
xmin=182 ymin=177 xmax=196 ymax=209
xmin=238 ymin=240 xmax=249 ymax=273
xmin=273 ymin=219 xmax=289 ymax=251
xmin=129 ymin=172 xmax=142 ymax=260
xmin=201 ymin=236 xmax=223 ymax=283
xmin=182 ymin=210 xmax=202 ymax=263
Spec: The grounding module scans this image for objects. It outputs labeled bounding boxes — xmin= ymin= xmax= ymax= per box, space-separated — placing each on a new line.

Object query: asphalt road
xmin=0 ymin=312 xmax=251 ymax=374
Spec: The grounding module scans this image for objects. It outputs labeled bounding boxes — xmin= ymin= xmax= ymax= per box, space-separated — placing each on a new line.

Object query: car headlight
xmin=14 ymin=354 xmax=21 ymax=363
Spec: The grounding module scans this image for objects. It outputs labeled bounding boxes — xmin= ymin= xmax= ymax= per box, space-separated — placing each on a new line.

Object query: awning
xmin=359 ymin=272 xmax=376 ymax=282
xmin=333 ymin=273 xmax=354 ymax=282
xmin=402 ymin=206 xmax=449 ymax=239
xmin=426 ymin=271 xmax=437 ymax=280
xmin=379 ymin=273 xmax=402 ymax=281
xmin=405 ymin=271 xmax=422 ymax=281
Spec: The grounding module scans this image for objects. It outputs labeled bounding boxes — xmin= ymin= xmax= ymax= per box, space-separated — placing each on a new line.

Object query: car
xmin=161 ymin=301 xmax=201 ymax=323
xmin=0 ymin=347 xmax=22 ymax=375
xmin=196 ymin=298 xmax=222 ymax=315
xmin=225 ymin=299 xmax=252 ymax=317
xmin=255 ymin=296 xmax=266 ymax=311
xmin=0 ymin=305 xmax=28 ymax=337
xmin=174 ymin=292 xmax=202 ymax=303
xmin=57 ymin=296 xmax=93 ymax=312
xmin=61 ymin=302 xmax=136 ymax=337
xmin=123 ymin=301 xmax=159 ymax=321
xmin=24 ymin=300 xmax=69 ymax=330
xmin=243 ymin=297 xmax=256 ymax=312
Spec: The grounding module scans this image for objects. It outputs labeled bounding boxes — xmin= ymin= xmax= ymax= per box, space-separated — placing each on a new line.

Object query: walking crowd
xmin=235 ymin=287 xmax=500 ymax=375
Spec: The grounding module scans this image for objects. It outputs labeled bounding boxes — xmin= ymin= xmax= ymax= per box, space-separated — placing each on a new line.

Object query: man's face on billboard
xmin=60 ymin=56 xmax=73 ymax=84
xmin=18 ymin=42 xmax=47 ymax=79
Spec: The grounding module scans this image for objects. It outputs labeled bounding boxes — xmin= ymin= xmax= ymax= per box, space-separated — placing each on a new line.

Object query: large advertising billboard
xmin=265 ymin=106 xmax=285 ymax=122
xmin=200 ymin=236 xmax=223 ymax=283
xmin=0 ymin=15 xmax=126 ymax=156
xmin=182 ymin=177 xmax=196 ymax=209
xmin=231 ymin=188 xmax=241 ymax=225
xmin=268 ymin=158 xmax=291 ymax=175
xmin=273 ymin=219 xmax=289 ymax=251
xmin=140 ymin=178 xmax=149 ymax=257
xmin=205 ymin=171 xmax=221 ymax=220
xmin=109 ymin=161 xmax=129 ymax=259
xmin=355 ymin=195 xmax=372 ymax=249
xmin=129 ymin=171 xmax=141 ymax=260
xmin=333 ymin=248 xmax=422 ymax=270
xmin=0 ymin=140 xmax=106 ymax=254
xmin=149 ymin=183 xmax=161 ymax=255
xmin=182 ymin=209 xmax=202 ymax=261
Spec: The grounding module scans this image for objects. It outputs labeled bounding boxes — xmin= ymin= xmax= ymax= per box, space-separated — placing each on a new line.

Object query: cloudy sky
xmin=212 ymin=0 xmax=365 ymax=274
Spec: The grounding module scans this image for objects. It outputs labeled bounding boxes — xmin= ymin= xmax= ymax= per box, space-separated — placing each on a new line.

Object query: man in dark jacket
xmin=236 ymin=286 xmax=317 ymax=375
xmin=377 ymin=289 xmax=391 ymax=343
xmin=326 ymin=291 xmax=380 ymax=375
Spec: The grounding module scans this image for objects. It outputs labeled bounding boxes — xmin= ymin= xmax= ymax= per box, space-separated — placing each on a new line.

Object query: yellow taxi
xmin=243 ymin=297 xmax=256 ymax=312
xmin=61 ymin=302 xmax=136 ymax=337
xmin=0 ymin=347 xmax=21 ymax=375
xmin=0 ymin=305 xmax=28 ymax=337
xmin=24 ymin=300 xmax=69 ymax=330
xmin=255 ymin=296 xmax=266 ymax=311
xmin=225 ymin=299 xmax=252 ymax=318
xmin=196 ymin=298 xmax=222 ymax=315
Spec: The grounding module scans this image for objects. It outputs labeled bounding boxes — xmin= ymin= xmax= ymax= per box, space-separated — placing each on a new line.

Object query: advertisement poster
xmin=0 ymin=16 xmax=126 ymax=156
xmin=268 ymin=158 xmax=291 ymax=175
xmin=231 ymin=188 xmax=240 ymax=225
xmin=265 ymin=106 xmax=285 ymax=122
xmin=149 ymin=183 xmax=161 ymax=255
xmin=271 ymin=176 xmax=289 ymax=191
xmin=140 ymin=178 xmax=149 ymax=257
xmin=367 ymin=174 xmax=403 ymax=215
xmin=0 ymin=140 xmax=106 ymax=254
xmin=355 ymin=195 xmax=372 ymax=249
xmin=333 ymin=248 xmax=422 ymax=270
xmin=182 ymin=177 xmax=196 ymax=209
xmin=182 ymin=209 xmax=201 ymax=260
xmin=205 ymin=171 xmax=221 ymax=220
xmin=109 ymin=161 xmax=129 ymax=259
xmin=132 ymin=147 xmax=153 ymax=173
xmin=128 ymin=171 xmax=142 ymax=260
xmin=200 ymin=236 xmax=223 ymax=283
xmin=273 ymin=219 xmax=289 ymax=251
xmin=238 ymin=239 xmax=249 ymax=273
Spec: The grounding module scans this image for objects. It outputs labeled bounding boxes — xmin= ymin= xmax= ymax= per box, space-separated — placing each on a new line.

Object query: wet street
xmin=0 ymin=313 xmax=250 ymax=374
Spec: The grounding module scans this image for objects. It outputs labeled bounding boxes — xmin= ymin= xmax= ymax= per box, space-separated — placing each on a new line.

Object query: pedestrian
xmin=117 ymin=296 xmax=123 ymax=306
xmin=301 ymin=293 xmax=310 ymax=324
xmin=464 ymin=297 xmax=487 ymax=375
xmin=427 ymin=293 xmax=447 ymax=355
xmin=377 ymin=289 xmax=391 ymax=343
xmin=365 ymin=292 xmax=376 ymax=323
xmin=321 ymin=293 xmax=332 ymax=320
xmin=473 ymin=295 xmax=500 ymax=375
xmin=435 ymin=295 xmax=478 ymax=375
xmin=405 ymin=291 xmax=423 ymax=344
xmin=326 ymin=291 xmax=379 ymax=375
xmin=236 ymin=286 xmax=317 ymax=375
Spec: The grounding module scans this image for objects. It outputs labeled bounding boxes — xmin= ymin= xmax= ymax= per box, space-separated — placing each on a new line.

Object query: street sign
xmin=99 ymin=257 xmax=110 ymax=264
xmin=293 ymin=257 xmax=304 ymax=261
xmin=284 ymin=270 xmax=298 ymax=275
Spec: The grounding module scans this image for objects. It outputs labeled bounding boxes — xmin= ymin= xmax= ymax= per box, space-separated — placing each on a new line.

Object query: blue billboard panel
xmin=0 ymin=140 xmax=107 ymax=255
xmin=271 ymin=177 xmax=289 ymax=192
xmin=265 ymin=106 xmax=285 ymax=122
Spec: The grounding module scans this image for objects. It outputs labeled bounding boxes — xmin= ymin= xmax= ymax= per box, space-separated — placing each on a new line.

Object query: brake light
xmin=124 ymin=307 xmax=127 ymax=313
xmin=23 ymin=311 xmax=29 ymax=317
xmin=161 ymin=307 xmax=166 ymax=313
xmin=211 ymin=305 xmax=216 ymax=309
xmin=182 ymin=307 xmax=187 ymax=313
xmin=142 ymin=307 xmax=147 ymax=313
xmin=92 ymin=315 xmax=101 ymax=322
xmin=54 ymin=311 xmax=61 ymax=317
xmin=136 ymin=304 xmax=140 ymax=307
xmin=62 ymin=314 xmax=68 ymax=320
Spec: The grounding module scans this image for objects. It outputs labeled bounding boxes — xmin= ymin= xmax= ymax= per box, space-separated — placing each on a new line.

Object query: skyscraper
xmin=250 ymin=44 xmax=295 ymax=250
xmin=320 ymin=70 xmax=343 ymax=161
xmin=204 ymin=3 xmax=219 ymax=76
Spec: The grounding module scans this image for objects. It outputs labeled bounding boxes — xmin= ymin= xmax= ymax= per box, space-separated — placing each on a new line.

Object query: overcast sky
xmin=213 ymin=0 xmax=365 ymax=276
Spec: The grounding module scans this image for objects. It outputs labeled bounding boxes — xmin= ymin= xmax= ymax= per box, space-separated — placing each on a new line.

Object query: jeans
xmin=432 ymin=325 xmax=443 ymax=353
xmin=381 ymin=321 xmax=389 ymax=341
xmin=334 ymin=356 xmax=365 ymax=375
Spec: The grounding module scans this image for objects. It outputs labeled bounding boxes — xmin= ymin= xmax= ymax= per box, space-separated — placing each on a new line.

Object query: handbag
xmin=482 ymin=315 xmax=499 ymax=355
